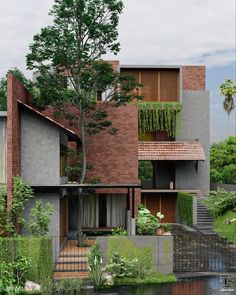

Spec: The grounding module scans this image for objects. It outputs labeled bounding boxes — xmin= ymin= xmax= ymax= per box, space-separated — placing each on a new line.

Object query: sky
xmin=0 ymin=0 xmax=235 ymax=143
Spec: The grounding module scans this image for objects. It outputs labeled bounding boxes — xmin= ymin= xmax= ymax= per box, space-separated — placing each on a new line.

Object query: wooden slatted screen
xmin=160 ymin=69 xmax=179 ymax=101
xmin=121 ymin=68 xmax=179 ymax=102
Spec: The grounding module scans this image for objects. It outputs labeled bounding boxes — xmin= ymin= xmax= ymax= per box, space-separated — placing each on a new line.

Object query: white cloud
xmin=0 ymin=0 xmax=235 ymax=78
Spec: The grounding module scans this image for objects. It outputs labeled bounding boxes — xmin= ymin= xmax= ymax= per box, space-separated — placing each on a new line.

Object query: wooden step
xmin=57 ymin=257 xmax=88 ymax=263
xmin=55 ymin=263 xmax=88 ymax=271
xmin=54 ymin=271 xmax=88 ymax=280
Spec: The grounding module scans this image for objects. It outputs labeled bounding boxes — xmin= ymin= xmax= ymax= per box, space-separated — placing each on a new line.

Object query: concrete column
xmin=127 ymin=210 xmax=131 ymax=235
xmin=192 ymin=194 xmax=198 ymax=225
xmin=131 ymin=218 xmax=136 ymax=235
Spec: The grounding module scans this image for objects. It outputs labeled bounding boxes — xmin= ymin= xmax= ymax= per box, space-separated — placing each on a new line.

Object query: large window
xmin=121 ymin=68 xmax=180 ymax=102
xmin=0 ymin=119 xmax=7 ymax=185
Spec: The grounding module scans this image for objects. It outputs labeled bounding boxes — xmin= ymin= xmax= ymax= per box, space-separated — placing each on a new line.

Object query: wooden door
xmin=141 ymin=193 xmax=177 ymax=223
xmin=160 ymin=194 xmax=177 ymax=223
xmin=142 ymin=194 xmax=160 ymax=217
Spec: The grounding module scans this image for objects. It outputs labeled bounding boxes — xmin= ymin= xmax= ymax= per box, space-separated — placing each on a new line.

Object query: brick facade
xmin=6 ymin=62 xmax=207 ymax=218
xmin=7 ymin=74 xmax=30 ymax=206
xmin=86 ymin=104 xmax=140 ymax=192
xmin=182 ymin=66 xmax=206 ymax=90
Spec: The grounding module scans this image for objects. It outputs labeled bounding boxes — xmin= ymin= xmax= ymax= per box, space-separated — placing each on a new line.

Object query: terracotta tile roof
xmin=138 ymin=141 xmax=206 ymax=161
xmin=17 ymin=100 xmax=80 ymax=142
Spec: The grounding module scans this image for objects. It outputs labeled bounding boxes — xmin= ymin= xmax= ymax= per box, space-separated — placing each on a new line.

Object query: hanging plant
xmin=138 ymin=102 xmax=182 ymax=137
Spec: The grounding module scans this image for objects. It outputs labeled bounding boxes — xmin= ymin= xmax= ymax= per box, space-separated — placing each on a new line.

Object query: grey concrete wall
xmin=97 ymin=236 xmax=173 ymax=274
xmin=21 ymin=110 xmax=60 ymax=186
xmin=211 ymin=183 xmax=236 ymax=192
xmin=176 ymin=91 xmax=210 ymax=196
xmin=23 ymin=193 xmax=60 ymax=238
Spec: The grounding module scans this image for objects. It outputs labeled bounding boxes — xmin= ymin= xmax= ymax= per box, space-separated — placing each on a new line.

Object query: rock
xmin=25 ymin=281 xmax=41 ymax=292
xmin=103 ymin=273 xmax=114 ymax=286
xmin=232 ymin=207 xmax=236 ymax=212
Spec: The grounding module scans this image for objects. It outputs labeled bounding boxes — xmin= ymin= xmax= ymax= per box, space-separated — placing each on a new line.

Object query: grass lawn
xmin=114 ymin=272 xmax=177 ymax=286
xmin=213 ymin=210 xmax=236 ymax=244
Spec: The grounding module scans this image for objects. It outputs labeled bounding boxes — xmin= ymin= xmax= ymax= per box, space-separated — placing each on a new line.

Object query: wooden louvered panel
xmin=160 ymin=70 xmax=179 ymax=101
xmin=140 ymin=70 xmax=159 ymax=101
xmin=121 ymin=68 xmax=179 ymax=102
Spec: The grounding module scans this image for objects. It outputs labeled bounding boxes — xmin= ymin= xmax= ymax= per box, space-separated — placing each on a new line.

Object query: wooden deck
xmin=54 ymin=239 xmax=96 ymax=280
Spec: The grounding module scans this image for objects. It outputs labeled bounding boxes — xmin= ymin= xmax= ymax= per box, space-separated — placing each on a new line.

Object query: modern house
xmin=0 ymin=62 xmax=210 ymax=239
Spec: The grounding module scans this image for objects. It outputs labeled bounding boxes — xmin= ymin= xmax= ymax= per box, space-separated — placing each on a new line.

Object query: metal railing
xmin=174 ymin=234 xmax=236 ymax=273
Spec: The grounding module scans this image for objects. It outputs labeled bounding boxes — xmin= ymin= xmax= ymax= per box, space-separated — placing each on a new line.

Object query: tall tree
xmin=219 ymin=79 xmax=236 ymax=136
xmin=26 ymin=0 xmax=141 ymax=244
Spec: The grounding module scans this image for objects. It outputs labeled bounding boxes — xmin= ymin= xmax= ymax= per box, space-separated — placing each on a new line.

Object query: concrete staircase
xmin=194 ymin=194 xmax=215 ymax=235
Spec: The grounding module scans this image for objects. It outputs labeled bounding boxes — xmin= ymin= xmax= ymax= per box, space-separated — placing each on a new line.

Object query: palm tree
xmin=219 ymin=79 xmax=236 ymax=136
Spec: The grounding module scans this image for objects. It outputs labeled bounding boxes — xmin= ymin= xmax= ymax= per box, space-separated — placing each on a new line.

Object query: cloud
xmin=0 ymin=0 xmax=235 ymax=78
xmin=108 ymin=0 xmax=236 ymax=66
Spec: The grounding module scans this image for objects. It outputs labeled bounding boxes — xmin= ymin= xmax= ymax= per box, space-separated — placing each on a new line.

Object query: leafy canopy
xmin=0 ymin=68 xmax=32 ymax=111
xmin=210 ymin=136 xmax=236 ymax=184
xmin=219 ymin=79 xmax=236 ymax=115
xmin=26 ymin=0 xmax=142 ymax=185
xmin=26 ymin=0 xmax=141 ymax=111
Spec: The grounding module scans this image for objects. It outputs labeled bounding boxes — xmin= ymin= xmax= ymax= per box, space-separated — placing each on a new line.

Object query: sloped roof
xmin=17 ymin=100 xmax=80 ymax=142
xmin=138 ymin=141 xmax=206 ymax=161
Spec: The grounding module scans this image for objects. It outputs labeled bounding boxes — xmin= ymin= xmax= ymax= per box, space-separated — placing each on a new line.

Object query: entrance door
xmin=99 ymin=194 xmax=107 ymax=227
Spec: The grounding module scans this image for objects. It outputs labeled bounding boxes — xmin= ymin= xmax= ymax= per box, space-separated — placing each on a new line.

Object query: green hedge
xmin=0 ymin=236 xmax=52 ymax=284
xmin=177 ymin=192 xmax=193 ymax=226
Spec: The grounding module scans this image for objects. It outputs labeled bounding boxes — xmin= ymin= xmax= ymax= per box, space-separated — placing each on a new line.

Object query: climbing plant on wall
xmin=138 ymin=102 xmax=182 ymax=138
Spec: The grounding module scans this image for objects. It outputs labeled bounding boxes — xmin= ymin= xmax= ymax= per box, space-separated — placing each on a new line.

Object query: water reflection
xmin=77 ymin=277 xmax=236 ymax=295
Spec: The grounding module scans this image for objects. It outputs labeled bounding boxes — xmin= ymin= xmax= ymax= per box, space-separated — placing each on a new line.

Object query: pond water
xmin=76 ymin=276 xmax=236 ymax=295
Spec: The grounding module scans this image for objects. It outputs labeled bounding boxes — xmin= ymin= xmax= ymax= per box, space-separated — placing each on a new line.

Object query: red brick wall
xmin=86 ymin=103 xmax=140 ymax=193
xmin=182 ymin=66 xmax=206 ymax=90
xmin=7 ymin=74 xmax=30 ymax=206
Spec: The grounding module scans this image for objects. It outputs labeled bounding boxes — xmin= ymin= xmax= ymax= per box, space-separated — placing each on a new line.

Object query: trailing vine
xmin=138 ymin=102 xmax=182 ymax=138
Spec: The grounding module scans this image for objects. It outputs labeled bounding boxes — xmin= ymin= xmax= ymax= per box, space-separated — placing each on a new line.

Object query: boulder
xmin=25 ymin=281 xmax=41 ymax=292
xmin=103 ymin=273 xmax=114 ymax=286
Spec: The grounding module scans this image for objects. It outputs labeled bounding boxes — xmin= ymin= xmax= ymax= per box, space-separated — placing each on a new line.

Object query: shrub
xmin=138 ymin=161 xmax=153 ymax=182
xmin=202 ymin=189 xmax=236 ymax=217
xmin=177 ymin=192 xmax=193 ymax=226
xmin=136 ymin=204 xmax=158 ymax=235
xmin=111 ymin=227 xmax=127 ymax=236
xmin=0 ymin=256 xmax=31 ymax=290
xmin=161 ymin=223 xmax=172 ymax=232
xmin=106 ymin=251 xmax=138 ymax=278
xmin=107 ymin=237 xmax=154 ymax=279
xmin=54 ymin=278 xmax=83 ymax=293
xmin=221 ymin=164 xmax=236 ymax=184
xmin=88 ymin=242 xmax=105 ymax=288
xmin=210 ymin=136 xmax=236 ymax=184
xmin=0 ymin=237 xmax=52 ymax=284
xmin=0 ymin=177 xmax=33 ymax=236
xmin=29 ymin=200 xmax=54 ymax=236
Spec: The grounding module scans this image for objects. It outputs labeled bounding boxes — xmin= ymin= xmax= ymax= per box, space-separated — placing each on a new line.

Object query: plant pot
xmin=156 ymin=228 xmax=164 ymax=236
xmin=163 ymin=231 xmax=171 ymax=236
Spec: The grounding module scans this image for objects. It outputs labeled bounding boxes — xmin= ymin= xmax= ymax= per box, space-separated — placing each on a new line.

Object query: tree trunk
xmin=77 ymin=102 xmax=87 ymax=246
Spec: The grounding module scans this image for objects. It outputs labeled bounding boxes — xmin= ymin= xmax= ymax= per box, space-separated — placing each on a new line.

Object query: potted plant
xmin=161 ymin=223 xmax=172 ymax=235
xmin=155 ymin=212 xmax=164 ymax=236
